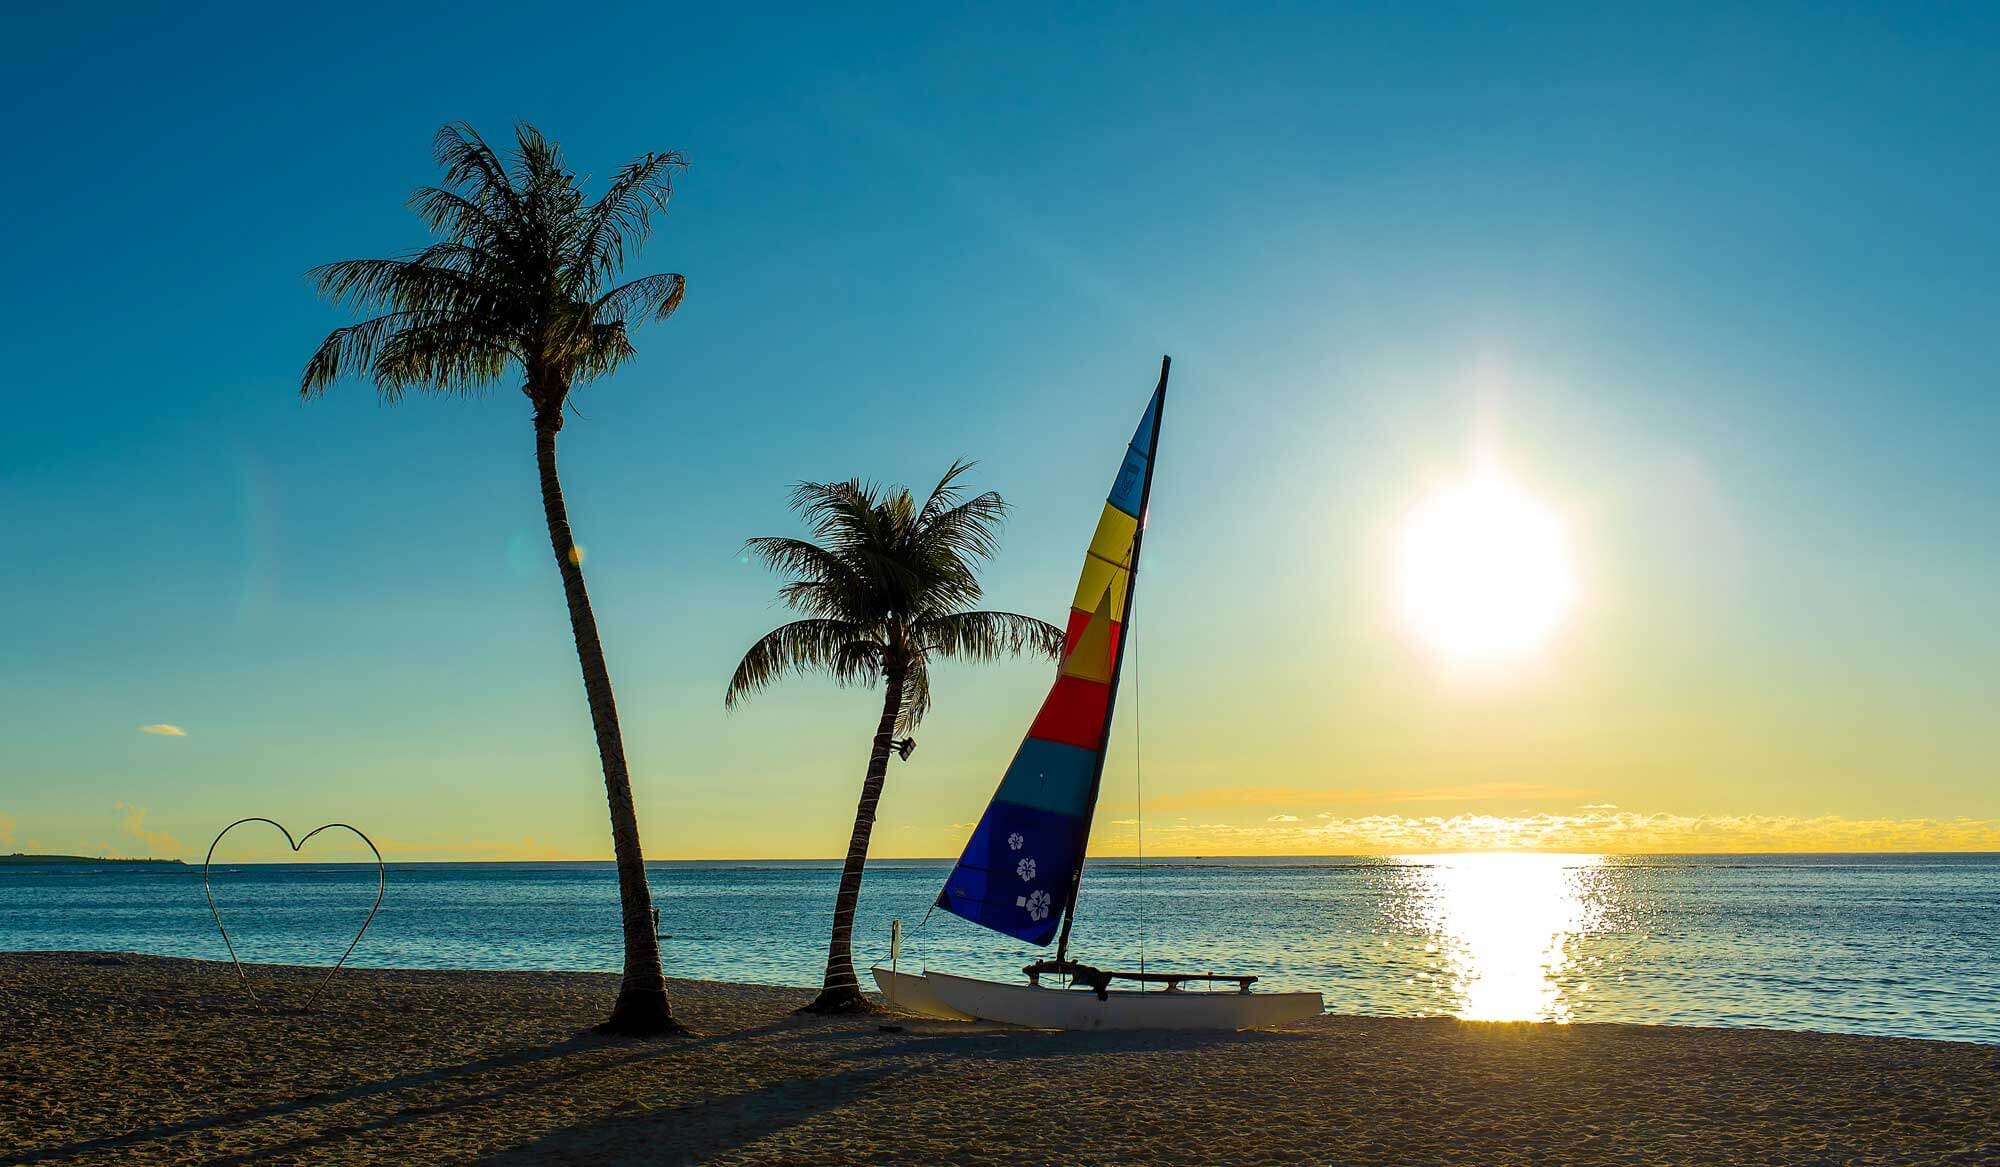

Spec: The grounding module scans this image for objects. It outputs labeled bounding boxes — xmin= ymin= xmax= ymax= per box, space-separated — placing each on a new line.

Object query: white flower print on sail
xmin=1016 ymin=888 xmax=1052 ymax=921
xmin=1016 ymin=857 xmax=1037 ymax=881
xmin=1007 ymin=832 xmax=1025 ymax=851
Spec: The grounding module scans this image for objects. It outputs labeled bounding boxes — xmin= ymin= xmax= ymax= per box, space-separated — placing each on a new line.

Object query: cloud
xmin=1084 ymin=808 xmax=2000 ymax=855
xmin=139 ymin=724 xmax=187 ymax=737
xmin=1579 ymin=803 xmax=1618 ymax=810
xmin=114 ymin=803 xmax=185 ymax=857
xmin=1123 ymin=782 xmax=1594 ymax=812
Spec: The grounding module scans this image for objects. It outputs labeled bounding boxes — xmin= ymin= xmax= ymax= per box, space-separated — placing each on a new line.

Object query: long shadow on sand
xmin=4 ymin=1014 xmax=1313 ymax=1166
xmin=469 ymin=1021 xmax=1315 ymax=1166
xmin=0 ymin=1023 xmax=782 ymax=1167
xmin=475 ymin=1061 xmax=915 ymax=1166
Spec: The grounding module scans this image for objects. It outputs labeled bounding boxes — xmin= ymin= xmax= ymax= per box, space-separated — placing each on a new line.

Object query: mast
xmin=1055 ymin=354 xmax=1170 ymax=964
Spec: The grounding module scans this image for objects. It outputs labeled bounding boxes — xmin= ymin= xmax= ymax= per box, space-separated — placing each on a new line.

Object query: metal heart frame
xmin=202 ymin=817 xmax=385 ymax=1010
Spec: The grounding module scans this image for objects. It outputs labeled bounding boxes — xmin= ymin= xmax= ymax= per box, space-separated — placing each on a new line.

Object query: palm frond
xmin=301 ymin=311 xmax=416 ymax=398
xmin=916 ymin=459 xmax=977 ymax=525
xmin=406 ymin=186 xmax=511 ymax=249
xmin=725 ymin=620 xmax=880 ymax=708
xmin=581 ymin=150 xmax=687 ymax=286
xmin=920 ymin=610 xmax=1065 ymax=664
xmin=431 ymin=122 xmax=520 ymax=217
xmin=594 ymin=273 xmax=686 ymax=325
xmin=744 ymin=537 xmax=857 ymax=587
xmin=567 ymin=322 xmax=637 ymax=382
xmin=305 ymin=257 xmax=499 ymax=318
xmin=790 ymin=478 xmax=882 ymax=546
xmin=896 ymin=661 xmax=932 ymax=734
xmin=915 ymin=489 xmax=1008 ymax=564
xmin=371 ymin=318 xmax=515 ymax=399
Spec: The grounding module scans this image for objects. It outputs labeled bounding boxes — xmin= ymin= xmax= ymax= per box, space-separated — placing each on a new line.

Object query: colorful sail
xmin=936 ymin=367 xmax=1167 ymax=944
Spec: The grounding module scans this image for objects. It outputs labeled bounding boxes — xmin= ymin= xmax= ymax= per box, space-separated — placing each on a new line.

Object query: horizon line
xmin=157 ymin=848 xmax=2000 ymax=865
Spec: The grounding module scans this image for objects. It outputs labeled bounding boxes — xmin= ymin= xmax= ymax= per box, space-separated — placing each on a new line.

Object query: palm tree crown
xmin=729 ymin=461 xmax=1063 ymax=1012
xmin=300 ymin=121 xmax=686 ymax=420
xmin=727 ymin=462 xmax=1064 ymax=731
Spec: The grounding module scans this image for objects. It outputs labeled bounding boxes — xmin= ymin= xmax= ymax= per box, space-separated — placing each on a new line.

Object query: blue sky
xmin=2 ymin=3 xmax=1996 ymax=860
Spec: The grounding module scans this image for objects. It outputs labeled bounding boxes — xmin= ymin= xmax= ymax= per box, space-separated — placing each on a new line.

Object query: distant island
xmin=2 ymin=854 xmax=185 ymax=866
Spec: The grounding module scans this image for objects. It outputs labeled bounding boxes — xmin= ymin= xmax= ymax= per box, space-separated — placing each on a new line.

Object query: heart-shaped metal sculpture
xmin=202 ymin=817 xmax=385 ymax=1010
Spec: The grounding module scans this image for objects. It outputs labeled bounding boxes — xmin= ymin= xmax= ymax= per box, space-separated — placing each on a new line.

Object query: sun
xmin=1395 ymin=464 xmax=1576 ymax=664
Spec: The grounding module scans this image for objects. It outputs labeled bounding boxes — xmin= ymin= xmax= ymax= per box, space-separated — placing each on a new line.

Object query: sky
xmin=2 ymin=3 xmax=1996 ymax=861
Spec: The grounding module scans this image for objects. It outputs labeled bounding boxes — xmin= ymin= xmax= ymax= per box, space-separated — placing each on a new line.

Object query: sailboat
xmin=873 ymin=357 xmax=1324 ymax=1030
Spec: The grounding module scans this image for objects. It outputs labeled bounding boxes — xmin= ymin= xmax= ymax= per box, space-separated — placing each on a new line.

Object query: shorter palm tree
xmin=728 ymin=462 xmax=1063 ymax=1013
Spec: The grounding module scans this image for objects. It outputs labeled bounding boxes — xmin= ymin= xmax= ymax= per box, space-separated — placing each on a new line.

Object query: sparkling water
xmin=3 ymin=853 xmax=1995 ymax=1043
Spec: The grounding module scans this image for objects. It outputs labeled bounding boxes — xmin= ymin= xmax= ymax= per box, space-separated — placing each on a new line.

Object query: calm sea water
xmin=4 ymin=854 xmax=1996 ymax=1044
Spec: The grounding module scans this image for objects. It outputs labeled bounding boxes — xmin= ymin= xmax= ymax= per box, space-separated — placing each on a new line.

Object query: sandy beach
xmin=1 ymin=953 xmax=1993 ymax=1165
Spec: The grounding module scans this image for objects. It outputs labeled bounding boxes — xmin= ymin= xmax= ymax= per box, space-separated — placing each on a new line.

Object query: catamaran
xmin=874 ymin=358 xmax=1324 ymax=1030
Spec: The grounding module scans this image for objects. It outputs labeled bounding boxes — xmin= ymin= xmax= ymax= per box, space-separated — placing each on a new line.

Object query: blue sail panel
xmin=1107 ymin=387 xmax=1162 ymax=515
xmin=937 ymin=799 xmax=1088 ymax=945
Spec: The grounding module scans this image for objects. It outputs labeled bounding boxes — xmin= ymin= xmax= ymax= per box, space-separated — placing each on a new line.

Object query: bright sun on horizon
xmin=1395 ymin=463 xmax=1577 ymax=666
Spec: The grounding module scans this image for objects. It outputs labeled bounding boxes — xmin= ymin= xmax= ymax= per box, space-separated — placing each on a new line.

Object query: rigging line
xmin=1133 ymin=613 xmax=1145 ymax=977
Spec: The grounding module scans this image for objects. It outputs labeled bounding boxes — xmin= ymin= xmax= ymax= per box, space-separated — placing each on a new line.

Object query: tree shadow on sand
xmin=4 ymin=1010 xmax=1315 ymax=1167
xmin=0 ymin=1023 xmax=779 ymax=1167
xmin=470 ymin=1023 xmax=1315 ymax=1165
xmin=476 ymin=1062 xmax=914 ymax=1166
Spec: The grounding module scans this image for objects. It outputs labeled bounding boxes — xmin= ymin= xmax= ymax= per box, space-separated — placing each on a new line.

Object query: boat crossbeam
xmin=1022 ymin=959 xmax=1259 ymax=999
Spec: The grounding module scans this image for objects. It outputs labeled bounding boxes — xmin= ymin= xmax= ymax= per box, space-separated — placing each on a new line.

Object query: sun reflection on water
xmin=1390 ymin=852 xmax=1608 ymax=1023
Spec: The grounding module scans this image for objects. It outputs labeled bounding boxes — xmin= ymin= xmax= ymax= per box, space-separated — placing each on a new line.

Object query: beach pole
xmin=889 ymin=919 xmax=902 ymax=1003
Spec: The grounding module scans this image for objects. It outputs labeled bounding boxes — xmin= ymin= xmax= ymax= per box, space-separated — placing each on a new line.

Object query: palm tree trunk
xmin=804 ymin=662 xmax=907 ymax=1013
xmin=534 ymin=416 xmax=684 ymax=1036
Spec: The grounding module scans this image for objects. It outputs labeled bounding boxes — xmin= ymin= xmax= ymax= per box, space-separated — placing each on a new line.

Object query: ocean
xmin=4 ymin=853 xmax=1995 ymax=1044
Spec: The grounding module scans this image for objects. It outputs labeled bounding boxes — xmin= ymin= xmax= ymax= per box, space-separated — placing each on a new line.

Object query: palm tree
xmin=301 ymin=122 xmax=689 ymax=1036
xmin=726 ymin=463 xmax=1065 ymax=1012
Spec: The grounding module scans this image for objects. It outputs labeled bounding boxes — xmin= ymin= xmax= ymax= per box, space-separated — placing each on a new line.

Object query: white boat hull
xmin=870 ymin=966 xmax=977 ymax=1020
xmin=910 ymin=969 xmax=1323 ymax=1031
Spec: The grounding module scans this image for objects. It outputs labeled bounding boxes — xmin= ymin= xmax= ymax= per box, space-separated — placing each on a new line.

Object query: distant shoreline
xmin=1 ymin=854 xmax=186 ymax=866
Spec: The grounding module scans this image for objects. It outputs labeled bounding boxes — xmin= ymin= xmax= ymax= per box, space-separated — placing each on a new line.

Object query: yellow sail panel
xmin=1071 ymin=552 xmax=1130 ymax=620
xmin=1060 ymin=590 xmax=1118 ymax=683
xmin=1085 ymin=503 xmax=1138 ymax=568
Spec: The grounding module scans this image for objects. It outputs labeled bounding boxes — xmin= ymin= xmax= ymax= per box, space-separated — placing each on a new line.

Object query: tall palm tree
xmin=301 ymin=122 xmax=689 ymax=1036
xmin=727 ymin=463 xmax=1064 ymax=1013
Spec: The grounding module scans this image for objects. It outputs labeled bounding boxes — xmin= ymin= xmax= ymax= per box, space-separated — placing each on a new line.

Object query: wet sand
xmin=2 ymin=951 xmax=1995 ymax=1165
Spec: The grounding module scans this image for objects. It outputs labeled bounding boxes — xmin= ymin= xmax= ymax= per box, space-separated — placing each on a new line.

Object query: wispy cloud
xmin=138 ymin=724 xmax=187 ymax=737
xmin=114 ymin=803 xmax=184 ymax=857
xmin=1120 ymin=782 xmax=1594 ymax=812
xmin=1580 ymin=803 xmax=1618 ymax=810
xmin=1100 ymin=809 xmax=2000 ymax=855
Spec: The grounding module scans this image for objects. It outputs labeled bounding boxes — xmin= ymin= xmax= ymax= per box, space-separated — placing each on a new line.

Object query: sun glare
xmin=1394 ymin=852 xmax=1607 ymax=1022
xmin=1395 ymin=464 xmax=1576 ymax=665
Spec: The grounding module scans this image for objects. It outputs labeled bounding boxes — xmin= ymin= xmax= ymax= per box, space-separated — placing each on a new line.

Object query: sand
xmin=2 ymin=952 xmax=1994 ymax=1166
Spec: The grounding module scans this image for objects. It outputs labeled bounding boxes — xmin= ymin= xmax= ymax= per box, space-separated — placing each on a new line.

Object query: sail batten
xmin=936 ymin=361 xmax=1169 ymax=945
